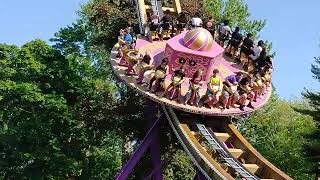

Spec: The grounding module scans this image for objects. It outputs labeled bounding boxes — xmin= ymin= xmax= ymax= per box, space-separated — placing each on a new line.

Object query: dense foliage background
xmin=0 ymin=0 xmax=318 ymax=179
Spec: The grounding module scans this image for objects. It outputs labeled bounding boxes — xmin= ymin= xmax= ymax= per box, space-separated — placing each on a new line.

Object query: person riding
xmin=251 ymin=70 xmax=267 ymax=101
xmin=126 ymin=49 xmax=142 ymax=75
xmin=136 ymin=52 xmax=152 ymax=84
xmin=257 ymin=65 xmax=272 ymax=95
xmin=184 ymin=70 xmax=203 ymax=106
xmin=126 ymin=19 xmax=135 ymax=38
xmin=219 ymin=20 xmax=232 ymax=48
xmin=122 ymin=28 xmax=133 ymax=45
xmin=159 ymin=10 xmax=173 ymax=41
xmin=256 ymin=54 xmax=273 ymax=71
xmin=238 ymin=75 xmax=255 ymax=111
xmin=248 ymin=40 xmax=265 ymax=72
xmin=222 ymin=72 xmax=243 ymax=109
xmin=163 ymin=66 xmax=185 ymax=100
xmin=190 ymin=12 xmax=203 ymax=28
xmin=226 ymin=27 xmax=243 ymax=59
xmin=250 ymin=40 xmax=265 ymax=61
xmin=203 ymin=69 xmax=223 ymax=108
xmin=148 ymin=58 xmax=169 ymax=93
xmin=176 ymin=12 xmax=188 ymax=34
xmin=150 ymin=13 xmax=160 ymax=31
xmin=239 ymin=33 xmax=254 ymax=67
xmin=118 ymin=28 xmax=134 ymax=65
xmin=204 ymin=16 xmax=215 ymax=39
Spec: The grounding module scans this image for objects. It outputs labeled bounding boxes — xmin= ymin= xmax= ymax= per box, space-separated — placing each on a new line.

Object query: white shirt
xmin=191 ymin=17 xmax=202 ymax=27
xmin=220 ymin=25 xmax=231 ymax=35
xmin=151 ymin=15 xmax=159 ymax=24
xmin=250 ymin=45 xmax=263 ymax=60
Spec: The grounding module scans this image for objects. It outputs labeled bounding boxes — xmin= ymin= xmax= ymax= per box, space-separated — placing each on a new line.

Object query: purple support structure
xmin=146 ymin=100 xmax=163 ymax=180
xmin=193 ymin=169 xmax=207 ymax=180
xmin=115 ymin=100 xmax=163 ymax=180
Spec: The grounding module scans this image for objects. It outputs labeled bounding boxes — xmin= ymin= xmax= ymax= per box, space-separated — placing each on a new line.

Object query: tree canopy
xmin=0 ymin=0 xmax=318 ymax=179
xmin=239 ymin=94 xmax=317 ymax=180
xmin=298 ymin=54 xmax=320 ymax=177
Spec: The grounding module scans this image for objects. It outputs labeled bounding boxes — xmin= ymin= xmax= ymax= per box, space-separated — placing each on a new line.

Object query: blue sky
xmin=0 ymin=0 xmax=86 ymax=45
xmin=246 ymin=0 xmax=320 ymax=99
xmin=0 ymin=0 xmax=319 ymax=99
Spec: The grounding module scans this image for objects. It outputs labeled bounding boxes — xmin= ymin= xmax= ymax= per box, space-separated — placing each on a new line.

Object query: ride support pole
xmin=146 ymin=99 xmax=163 ymax=180
xmin=115 ymin=100 xmax=162 ymax=180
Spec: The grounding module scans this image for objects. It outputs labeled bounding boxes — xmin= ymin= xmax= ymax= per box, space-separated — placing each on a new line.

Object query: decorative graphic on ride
xmin=165 ymin=28 xmax=224 ymax=81
xmin=110 ymin=0 xmax=292 ymax=179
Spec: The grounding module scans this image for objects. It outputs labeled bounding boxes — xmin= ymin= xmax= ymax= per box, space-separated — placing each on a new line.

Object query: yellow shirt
xmin=209 ymin=75 xmax=222 ymax=86
xmin=209 ymin=75 xmax=222 ymax=92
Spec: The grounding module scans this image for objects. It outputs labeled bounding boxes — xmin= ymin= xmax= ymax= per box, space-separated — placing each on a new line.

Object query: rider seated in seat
xmin=148 ymin=13 xmax=160 ymax=41
xmin=225 ymin=27 xmax=243 ymax=59
xmin=256 ymin=54 xmax=273 ymax=72
xmin=222 ymin=72 xmax=243 ymax=109
xmin=118 ymin=28 xmax=134 ymax=65
xmin=163 ymin=66 xmax=186 ymax=101
xmin=204 ymin=16 xmax=215 ymax=39
xmin=184 ymin=70 xmax=203 ymax=106
xmin=259 ymin=64 xmax=272 ymax=93
xmin=125 ymin=49 xmax=142 ymax=76
xmin=136 ymin=52 xmax=152 ymax=84
xmin=118 ymin=28 xmax=133 ymax=47
xmin=219 ymin=20 xmax=232 ymax=48
xmin=148 ymin=58 xmax=169 ymax=93
xmin=247 ymin=40 xmax=265 ymax=72
xmin=176 ymin=12 xmax=188 ymax=34
xmin=251 ymin=70 xmax=267 ymax=101
xmin=190 ymin=12 xmax=203 ymax=29
xmin=239 ymin=33 xmax=254 ymax=67
xmin=250 ymin=40 xmax=265 ymax=61
xmin=159 ymin=10 xmax=173 ymax=41
xmin=203 ymin=69 xmax=223 ymax=108
xmin=237 ymin=75 xmax=255 ymax=111
xmin=150 ymin=13 xmax=160 ymax=31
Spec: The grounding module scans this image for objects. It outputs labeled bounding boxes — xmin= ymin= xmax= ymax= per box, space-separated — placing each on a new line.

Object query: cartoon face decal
xmin=178 ymin=57 xmax=186 ymax=65
xmin=188 ymin=58 xmax=197 ymax=66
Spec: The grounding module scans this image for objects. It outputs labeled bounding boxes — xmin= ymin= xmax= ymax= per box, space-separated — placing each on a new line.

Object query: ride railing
xmin=196 ymin=124 xmax=259 ymax=180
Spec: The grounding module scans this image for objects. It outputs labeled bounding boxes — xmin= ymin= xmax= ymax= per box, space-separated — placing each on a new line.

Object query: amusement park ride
xmin=111 ymin=0 xmax=293 ymax=179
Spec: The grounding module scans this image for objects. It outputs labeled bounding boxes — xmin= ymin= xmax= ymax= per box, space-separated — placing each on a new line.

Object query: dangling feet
xmin=239 ymin=105 xmax=245 ymax=111
xmin=247 ymin=102 xmax=254 ymax=109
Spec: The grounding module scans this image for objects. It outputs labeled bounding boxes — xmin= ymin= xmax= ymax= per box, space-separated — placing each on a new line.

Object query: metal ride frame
xmin=134 ymin=0 xmax=181 ymax=34
xmin=115 ymin=0 xmax=291 ymax=179
xmin=116 ymin=2 xmax=205 ymax=177
xmin=115 ymin=100 xmax=208 ymax=180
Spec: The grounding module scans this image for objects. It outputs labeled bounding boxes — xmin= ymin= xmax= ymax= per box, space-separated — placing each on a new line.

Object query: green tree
xmin=163 ymin=149 xmax=195 ymax=180
xmin=299 ymin=55 xmax=320 ymax=177
xmin=204 ymin=0 xmax=266 ymax=35
xmin=239 ymin=94 xmax=317 ymax=180
xmin=78 ymin=0 xmax=137 ymax=49
xmin=180 ymin=0 xmax=210 ymax=17
xmin=0 ymin=40 xmax=123 ymax=179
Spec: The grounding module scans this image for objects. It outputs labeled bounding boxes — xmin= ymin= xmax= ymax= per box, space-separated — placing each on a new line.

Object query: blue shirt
xmin=227 ymin=75 xmax=240 ymax=84
xmin=124 ymin=34 xmax=133 ymax=44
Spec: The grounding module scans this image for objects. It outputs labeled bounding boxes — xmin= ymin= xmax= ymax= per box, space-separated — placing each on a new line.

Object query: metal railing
xmin=196 ymin=124 xmax=259 ymax=180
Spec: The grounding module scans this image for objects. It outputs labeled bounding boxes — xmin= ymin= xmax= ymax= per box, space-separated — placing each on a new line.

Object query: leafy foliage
xmin=179 ymin=0 xmax=266 ymax=37
xmin=0 ymin=38 xmax=124 ymax=179
xmin=77 ymin=0 xmax=137 ymax=49
xmin=297 ymin=55 xmax=320 ymax=177
xmin=180 ymin=0 xmax=209 ymax=17
xmin=0 ymin=0 xmax=317 ymax=179
xmin=239 ymin=95 xmax=317 ymax=180
xmin=164 ymin=150 xmax=195 ymax=180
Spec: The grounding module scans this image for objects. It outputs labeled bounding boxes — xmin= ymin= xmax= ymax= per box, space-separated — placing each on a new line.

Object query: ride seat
xmin=214 ymin=133 xmax=231 ymax=142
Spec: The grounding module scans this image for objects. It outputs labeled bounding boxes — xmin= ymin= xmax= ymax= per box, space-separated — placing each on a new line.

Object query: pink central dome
xmin=183 ymin=28 xmax=214 ymax=51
